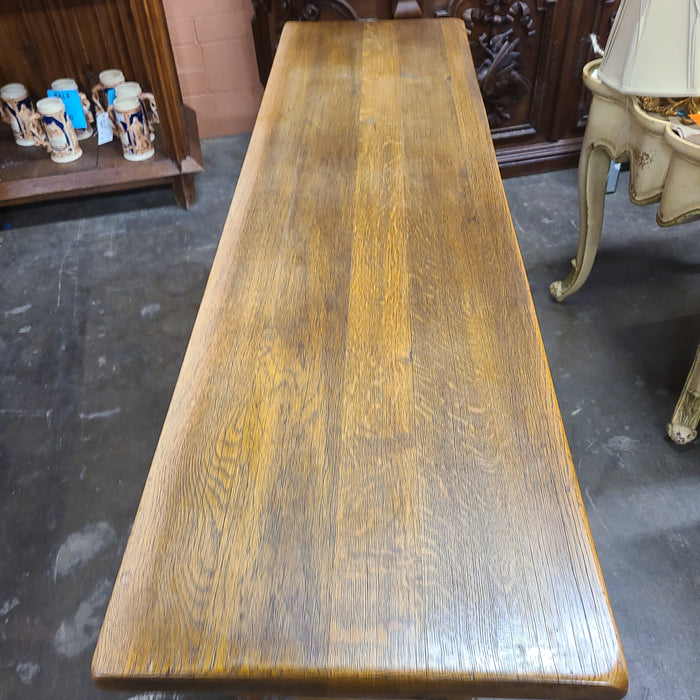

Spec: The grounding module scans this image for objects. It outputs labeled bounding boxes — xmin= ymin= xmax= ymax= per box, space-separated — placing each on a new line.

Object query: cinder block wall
xmin=163 ymin=0 xmax=264 ymax=138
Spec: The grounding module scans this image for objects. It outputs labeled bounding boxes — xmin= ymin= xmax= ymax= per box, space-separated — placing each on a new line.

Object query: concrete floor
xmin=0 ymin=135 xmax=698 ymax=700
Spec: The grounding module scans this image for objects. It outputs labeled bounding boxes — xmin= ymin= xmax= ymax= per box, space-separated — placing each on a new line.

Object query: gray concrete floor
xmin=0 ymin=135 xmax=698 ymax=700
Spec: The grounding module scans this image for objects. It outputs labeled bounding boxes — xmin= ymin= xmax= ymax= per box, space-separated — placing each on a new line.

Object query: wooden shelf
xmin=0 ymin=107 xmax=202 ymax=207
xmin=0 ymin=0 xmax=202 ymax=208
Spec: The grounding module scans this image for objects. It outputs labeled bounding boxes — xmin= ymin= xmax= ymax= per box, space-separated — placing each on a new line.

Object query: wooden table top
xmin=92 ymin=19 xmax=627 ymax=700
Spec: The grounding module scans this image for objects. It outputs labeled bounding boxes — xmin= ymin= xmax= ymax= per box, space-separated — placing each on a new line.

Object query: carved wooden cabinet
xmin=251 ymin=0 xmax=620 ymax=176
xmin=0 ymin=0 xmax=202 ymax=208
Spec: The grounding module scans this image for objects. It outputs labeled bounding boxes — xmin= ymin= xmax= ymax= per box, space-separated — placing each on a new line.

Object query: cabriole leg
xmin=667 ymin=346 xmax=700 ymax=445
xmin=550 ymin=142 xmax=612 ymax=301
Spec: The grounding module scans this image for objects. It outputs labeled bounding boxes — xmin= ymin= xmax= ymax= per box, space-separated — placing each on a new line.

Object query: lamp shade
xmin=598 ymin=0 xmax=700 ymax=96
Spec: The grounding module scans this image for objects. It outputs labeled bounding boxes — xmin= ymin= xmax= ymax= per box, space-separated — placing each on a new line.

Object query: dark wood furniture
xmin=0 ymin=0 xmax=202 ymax=208
xmin=252 ymin=0 xmax=620 ymax=177
xmin=92 ymin=20 xmax=627 ymax=699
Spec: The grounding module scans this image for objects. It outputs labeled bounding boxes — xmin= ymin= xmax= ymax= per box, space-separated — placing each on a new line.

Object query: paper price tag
xmin=47 ymin=89 xmax=87 ymax=129
xmin=96 ymin=112 xmax=113 ymax=145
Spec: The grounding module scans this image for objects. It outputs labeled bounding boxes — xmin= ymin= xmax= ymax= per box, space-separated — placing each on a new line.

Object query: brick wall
xmin=163 ymin=0 xmax=264 ymax=138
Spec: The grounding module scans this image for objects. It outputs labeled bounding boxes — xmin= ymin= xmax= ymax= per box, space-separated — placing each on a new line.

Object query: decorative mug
xmin=50 ymin=78 xmax=94 ymax=140
xmin=1 ymin=83 xmax=39 ymax=146
xmin=114 ymin=81 xmax=158 ymax=140
xmin=91 ymin=69 xmax=125 ymax=114
xmin=32 ymin=97 xmax=82 ymax=163
xmin=110 ymin=95 xmax=154 ymax=161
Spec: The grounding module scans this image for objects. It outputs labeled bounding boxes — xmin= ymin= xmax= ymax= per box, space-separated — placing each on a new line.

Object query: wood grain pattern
xmin=92 ymin=19 xmax=628 ymax=700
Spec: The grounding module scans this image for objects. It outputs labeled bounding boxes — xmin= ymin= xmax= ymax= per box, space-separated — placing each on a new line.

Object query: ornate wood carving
xmin=292 ymin=0 xmax=360 ymax=21
xmin=436 ymin=1 xmax=547 ymax=128
xmin=473 ymin=29 xmax=530 ymax=128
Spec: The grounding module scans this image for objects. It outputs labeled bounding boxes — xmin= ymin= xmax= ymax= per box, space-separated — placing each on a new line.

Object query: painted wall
xmin=163 ymin=0 xmax=264 ymax=138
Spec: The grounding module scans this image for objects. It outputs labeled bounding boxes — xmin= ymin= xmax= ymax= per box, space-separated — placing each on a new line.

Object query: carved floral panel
xmin=434 ymin=0 xmax=558 ymax=133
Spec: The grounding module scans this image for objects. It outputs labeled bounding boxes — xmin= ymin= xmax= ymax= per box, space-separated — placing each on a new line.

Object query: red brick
xmin=162 ymin=0 xmax=194 ymax=19
xmin=178 ymin=70 xmax=211 ymax=97
xmin=186 ymin=0 xmax=239 ymax=16
xmin=166 ymin=16 xmax=197 ymax=46
xmin=164 ymin=0 xmax=252 ymax=20
xmin=173 ymin=44 xmax=205 ymax=73
xmin=200 ymin=36 xmax=259 ymax=91
xmin=186 ymin=87 xmax=256 ymax=116
xmin=194 ymin=10 xmax=252 ymax=43
xmin=185 ymin=86 xmax=262 ymax=135
xmin=233 ymin=0 xmax=256 ymax=11
xmin=197 ymin=112 xmax=257 ymax=137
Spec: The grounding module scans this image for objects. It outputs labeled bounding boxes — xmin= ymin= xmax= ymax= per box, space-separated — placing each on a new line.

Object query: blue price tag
xmin=47 ymin=89 xmax=87 ymax=130
xmin=106 ymin=87 xmax=116 ymax=106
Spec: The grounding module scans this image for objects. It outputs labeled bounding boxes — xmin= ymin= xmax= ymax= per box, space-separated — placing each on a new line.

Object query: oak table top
xmin=92 ymin=19 xmax=628 ymax=700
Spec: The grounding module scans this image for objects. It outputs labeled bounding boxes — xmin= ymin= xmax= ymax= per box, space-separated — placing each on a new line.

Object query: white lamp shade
xmin=598 ymin=0 xmax=700 ymax=96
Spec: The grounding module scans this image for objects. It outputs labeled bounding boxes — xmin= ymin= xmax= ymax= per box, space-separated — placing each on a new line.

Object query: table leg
xmin=667 ymin=345 xmax=700 ymax=445
xmin=550 ymin=140 xmax=612 ymax=302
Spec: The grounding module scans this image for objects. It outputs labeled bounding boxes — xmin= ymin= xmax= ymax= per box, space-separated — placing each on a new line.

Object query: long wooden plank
xmin=92 ymin=19 xmax=627 ymax=700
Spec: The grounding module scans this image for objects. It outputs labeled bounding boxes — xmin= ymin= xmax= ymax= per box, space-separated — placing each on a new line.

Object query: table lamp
xmin=597 ymin=0 xmax=700 ymax=96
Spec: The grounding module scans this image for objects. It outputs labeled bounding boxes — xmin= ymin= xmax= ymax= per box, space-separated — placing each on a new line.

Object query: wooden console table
xmin=550 ymin=60 xmax=700 ymax=445
xmin=92 ymin=20 xmax=627 ymax=699
xmin=0 ymin=0 xmax=202 ymax=208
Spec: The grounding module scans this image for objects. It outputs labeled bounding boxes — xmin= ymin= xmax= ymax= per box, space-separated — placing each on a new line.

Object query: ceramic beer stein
xmin=110 ymin=95 xmax=154 ymax=161
xmin=32 ymin=97 xmax=82 ymax=163
xmin=50 ymin=78 xmax=94 ymax=140
xmin=1 ymin=83 xmax=39 ymax=146
xmin=114 ymin=81 xmax=158 ymax=139
xmin=91 ymin=69 xmax=125 ymax=114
